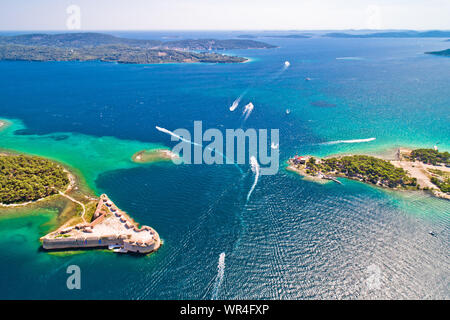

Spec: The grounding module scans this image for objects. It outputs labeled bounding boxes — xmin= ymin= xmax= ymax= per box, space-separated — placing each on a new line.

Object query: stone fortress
xmin=41 ymin=194 xmax=161 ymax=254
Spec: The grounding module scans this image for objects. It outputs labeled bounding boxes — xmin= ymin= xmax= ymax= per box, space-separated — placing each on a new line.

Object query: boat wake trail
xmin=230 ymin=61 xmax=289 ymax=113
xmin=155 ymin=126 xmax=243 ymax=174
xmin=242 ymin=102 xmax=255 ymax=122
xmin=211 ymin=252 xmax=226 ymax=300
xmin=266 ymin=61 xmax=291 ymax=82
xmin=155 ymin=126 xmax=200 ymax=146
xmin=320 ymin=137 xmax=376 ymax=145
xmin=141 ymin=179 xmax=244 ymax=300
xmin=246 ymin=156 xmax=260 ymax=202
xmin=229 ymin=93 xmax=246 ymax=111
xmin=229 ymin=157 xmax=260 ymax=261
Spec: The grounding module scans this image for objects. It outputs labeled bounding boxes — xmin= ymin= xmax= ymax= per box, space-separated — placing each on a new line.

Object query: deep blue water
xmin=0 ymin=32 xmax=449 ymax=299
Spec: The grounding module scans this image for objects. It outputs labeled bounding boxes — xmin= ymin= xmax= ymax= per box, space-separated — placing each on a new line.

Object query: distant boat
xmin=229 ymin=100 xmax=239 ymax=111
xmin=285 ymin=109 xmax=291 ymax=115
xmin=429 ymin=231 xmax=437 ymax=237
xmin=305 ymin=77 xmax=311 ymax=81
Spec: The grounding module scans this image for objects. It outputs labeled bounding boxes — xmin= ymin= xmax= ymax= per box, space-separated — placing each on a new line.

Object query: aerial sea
xmin=0 ymin=31 xmax=448 ymax=299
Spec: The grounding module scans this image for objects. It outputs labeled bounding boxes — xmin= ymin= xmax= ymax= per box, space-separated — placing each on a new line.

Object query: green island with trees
xmin=302 ymin=155 xmax=417 ymax=188
xmin=0 ymin=151 xmax=100 ymax=228
xmin=427 ymin=168 xmax=450 ymax=193
xmin=405 ymin=149 xmax=450 ymax=194
xmin=430 ymin=175 xmax=450 ymax=193
xmin=0 ymin=154 xmax=69 ymax=204
xmin=407 ymin=148 xmax=450 ymax=165
xmin=288 ymin=148 xmax=450 ymax=198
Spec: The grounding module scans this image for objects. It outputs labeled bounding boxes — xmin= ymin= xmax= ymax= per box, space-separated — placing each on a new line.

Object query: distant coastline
xmin=324 ymin=30 xmax=450 ymax=38
xmin=0 ymin=32 xmax=275 ymax=64
xmin=425 ymin=49 xmax=450 ymax=57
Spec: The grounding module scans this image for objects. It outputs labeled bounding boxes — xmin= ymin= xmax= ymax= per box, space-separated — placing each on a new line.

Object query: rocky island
xmin=132 ymin=148 xmax=179 ymax=164
xmin=288 ymin=148 xmax=450 ymax=200
xmin=0 ymin=32 xmax=275 ymax=64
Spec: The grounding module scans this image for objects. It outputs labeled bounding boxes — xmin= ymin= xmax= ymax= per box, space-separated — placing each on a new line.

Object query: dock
xmin=323 ymin=175 xmax=343 ymax=184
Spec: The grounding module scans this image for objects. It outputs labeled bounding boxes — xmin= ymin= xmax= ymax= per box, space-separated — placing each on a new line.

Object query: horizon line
xmin=1 ymin=28 xmax=450 ymax=32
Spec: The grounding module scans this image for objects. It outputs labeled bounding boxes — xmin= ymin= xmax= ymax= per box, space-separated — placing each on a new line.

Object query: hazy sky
xmin=0 ymin=0 xmax=449 ymax=31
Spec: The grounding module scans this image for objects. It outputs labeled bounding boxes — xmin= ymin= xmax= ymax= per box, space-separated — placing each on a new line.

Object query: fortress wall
xmin=43 ymin=237 xmax=160 ymax=253
xmin=90 ymin=214 xmax=106 ymax=227
xmin=123 ymin=238 xmax=160 ymax=254
xmin=42 ymin=237 xmax=125 ymax=250
xmin=42 ymin=239 xmax=78 ymax=249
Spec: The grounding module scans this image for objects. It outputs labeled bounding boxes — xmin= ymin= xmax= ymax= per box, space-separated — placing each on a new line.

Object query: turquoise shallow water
xmin=0 ymin=33 xmax=449 ymax=299
xmin=0 ymin=118 xmax=164 ymax=191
